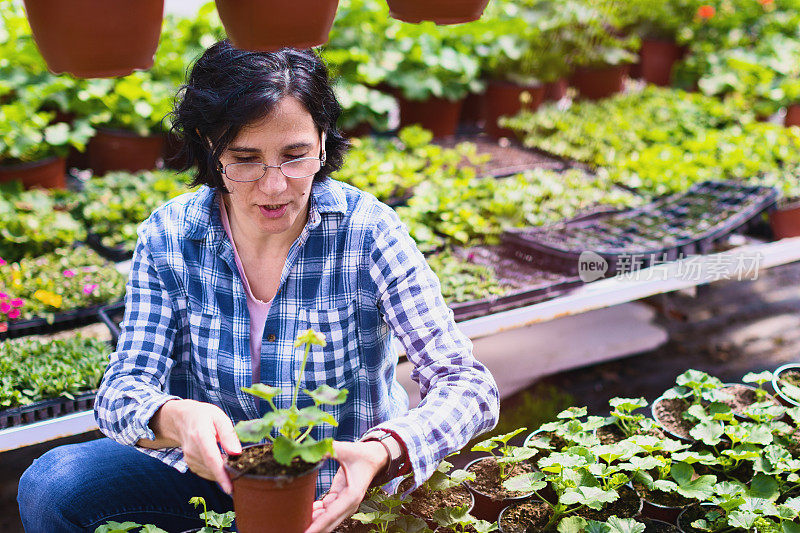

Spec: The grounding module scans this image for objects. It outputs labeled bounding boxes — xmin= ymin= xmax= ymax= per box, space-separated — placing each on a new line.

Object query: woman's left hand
xmin=304 ymin=440 xmax=390 ymax=533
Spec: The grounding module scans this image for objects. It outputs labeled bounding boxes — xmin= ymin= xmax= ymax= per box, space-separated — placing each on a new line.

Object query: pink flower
xmin=7 ymin=308 xmax=19 ymax=320
xmin=0 ymin=257 xmax=6 ymax=266
xmin=10 ymin=298 xmax=24 ymax=307
xmin=0 ymin=302 xmax=10 ymax=314
xmin=0 ymin=293 xmax=7 ymax=300
xmin=63 ymin=269 xmax=76 ymax=278
xmin=0 ymin=322 xmax=6 ymax=333
xmin=83 ymin=283 xmax=98 ymax=295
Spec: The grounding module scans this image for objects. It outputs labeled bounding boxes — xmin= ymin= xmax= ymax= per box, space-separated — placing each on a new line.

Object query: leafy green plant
xmin=432 ymin=504 xmax=497 ymax=533
xmin=538 ymin=406 xmax=606 ymax=448
xmin=72 ymin=170 xmax=193 ymax=252
xmin=424 ymin=249 xmax=507 ymax=304
xmin=0 ymin=246 xmax=126 ymax=327
xmin=557 ymin=516 xmax=646 ymax=533
xmin=606 ymin=397 xmax=654 ymax=438
xmin=742 ymin=371 xmax=776 ymax=403
xmin=94 ymin=523 xmax=167 ymax=533
xmin=332 ymin=80 xmax=395 ymax=132
xmin=617 ymin=0 xmax=700 ymax=41
xmin=471 ymin=428 xmax=537 ymax=480
xmin=235 ymin=329 xmax=348 ymax=466
xmin=351 ymin=490 xmax=408 ymax=532
xmin=0 ymin=335 xmax=109 ymax=409
xmin=0 ymin=181 xmax=84 ymax=263
xmin=189 ymin=496 xmax=235 ymax=533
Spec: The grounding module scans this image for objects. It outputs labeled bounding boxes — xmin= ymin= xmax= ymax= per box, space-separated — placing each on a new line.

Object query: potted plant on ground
xmin=227 ymin=328 xmax=347 ymax=533
xmin=398 ymin=459 xmax=476 ymax=528
xmin=22 ymin=0 xmax=164 ymax=78
xmin=214 ymin=0 xmax=339 ymax=51
xmin=72 ymin=72 xmax=175 ymax=175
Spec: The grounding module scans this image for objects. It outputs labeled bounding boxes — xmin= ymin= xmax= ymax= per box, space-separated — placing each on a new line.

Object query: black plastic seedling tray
xmin=0 ymin=390 xmax=97 ymax=430
xmin=1 ymin=302 xmax=118 ymax=340
xmin=447 ymin=245 xmax=581 ymax=322
xmin=502 ymin=181 xmax=778 ymax=277
xmin=85 ymin=232 xmax=134 ymax=262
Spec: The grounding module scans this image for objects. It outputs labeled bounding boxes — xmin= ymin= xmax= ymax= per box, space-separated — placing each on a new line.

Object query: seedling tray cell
xmin=85 ymin=232 xmax=134 ymax=262
xmin=2 ymin=301 xmax=120 ymax=340
xmin=502 ymin=181 xmax=778 ymax=276
xmin=0 ymin=390 xmax=97 ymax=430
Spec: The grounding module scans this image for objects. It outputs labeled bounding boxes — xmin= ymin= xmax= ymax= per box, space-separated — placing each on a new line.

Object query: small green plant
xmin=742 ymin=371 xmax=776 ymax=402
xmin=94 ymin=523 xmax=167 ymax=533
xmin=189 ymin=496 xmax=235 ymax=533
xmin=606 ymin=397 xmax=655 ymax=438
xmin=538 ymin=406 xmax=606 ymax=448
xmin=421 ymin=459 xmax=476 ymax=492
xmin=351 ymin=490 xmax=408 ymax=533
xmin=557 ymin=515 xmax=645 ymax=533
xmin=470 ymin=427 xmax=537 ymax=480
xmin=235 ymin=329 xmax=348 ymax=466
xmin=431 ymin=504 xmax=498 ymax=533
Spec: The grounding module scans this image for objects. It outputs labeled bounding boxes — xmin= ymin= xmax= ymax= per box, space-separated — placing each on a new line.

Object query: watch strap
xmin=361 ymin=429 xmax=409 ymax=487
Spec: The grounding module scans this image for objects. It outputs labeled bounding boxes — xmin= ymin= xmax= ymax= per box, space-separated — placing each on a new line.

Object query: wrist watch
xmin=361 ymin=430 xmax=407 ymax=487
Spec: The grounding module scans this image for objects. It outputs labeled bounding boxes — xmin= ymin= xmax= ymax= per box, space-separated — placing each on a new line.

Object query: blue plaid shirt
xmin=94 ymin=177 xmax=499 ymax=496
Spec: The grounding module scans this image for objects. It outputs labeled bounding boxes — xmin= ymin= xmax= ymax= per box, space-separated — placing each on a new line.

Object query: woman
xmin=18 ymin=41 xmax=499 ymax=533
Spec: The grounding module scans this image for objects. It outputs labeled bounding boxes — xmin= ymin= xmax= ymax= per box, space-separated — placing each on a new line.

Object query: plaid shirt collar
xmin=183 ymin=178 xmax=349 ymax=243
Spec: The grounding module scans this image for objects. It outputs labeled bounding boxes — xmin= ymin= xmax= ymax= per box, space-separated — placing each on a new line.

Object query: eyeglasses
xmin=220 ymin=156 xmax=323 ymax=182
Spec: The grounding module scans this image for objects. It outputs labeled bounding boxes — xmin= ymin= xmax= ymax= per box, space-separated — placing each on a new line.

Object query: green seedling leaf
xmin=783 ymin=522 xmax=800 ymax=533
xmin=304 ymin=384 xmax=348 ymax=406
xmin=558 ymin=406 xmax=588 ymax=419
xmin=240 ymin=383 xmax=282 ymax=402
xmin=388 ymin=515 xmax=432 ymax=533
xmin=606 ymin=516 xmax=646 ymax=533
xmin=742 ymin=371 xmax=773 ymax=385
xmin=140 ymin=526 xmax=169 ymax=533
xmin=234 ymin=417 xmax=276 ymax=443
xmin=748 ymin=474 xmax=779 ymax=501
xmin=295 ymin=405 xmax=338 ymax=428
xmin=272 ymin=434 xmax=333 ymax=465
xmin=557 ymin=517 xmax=588 ymax=533
xmin=780 ymin=381 xmax=800 ymax=402
xmin=503 ymin=472 xmax=546 ymax=493
xmin=689 ymin=421 xmax=725 ymax=445
xmin=432 ymin=505 xmax=471 ymax=528
xmin=94 ymin=522 xmax=142 ymax=533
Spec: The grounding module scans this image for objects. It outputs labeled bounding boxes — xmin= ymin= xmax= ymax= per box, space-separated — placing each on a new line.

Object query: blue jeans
xmin=17 ymin=438 xmax=234 ymax=533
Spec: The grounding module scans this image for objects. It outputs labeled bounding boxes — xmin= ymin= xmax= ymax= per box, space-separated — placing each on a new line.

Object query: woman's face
xmin=218 ymin=96 xmax=321 ymax=240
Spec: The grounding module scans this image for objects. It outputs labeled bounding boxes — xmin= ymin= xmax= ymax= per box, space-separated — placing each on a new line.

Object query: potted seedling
xmin=22 ymin=0 xmax=164 ymax=78
xmin=651 ymin=370 xmax=732 ymax=442
xmin=632 ymin=458 xmax=716 ymax=524
xmin=773 ymin=364 xmax=800 ymax=407
xmin=535 ymin=406 xmax=605 ymax=450
xmin=431 ymin=504 xmax=497 ymax=533
xmin=598 ymin=397 xmax=665 ymax=443
xmin=717 ymin=372 xmax=782 ymax=417
xmin=466 ymin=428 xmax=538 ymax=521
xmin=399 ymin=459 xmax=476 ymax=528
xmin=215 ymin=0 xmax=339 ymax=51
xmin=350 ymin=490 xmax=429 ymax=532
xmin=226 ymin=328 xmax=348 ymax=533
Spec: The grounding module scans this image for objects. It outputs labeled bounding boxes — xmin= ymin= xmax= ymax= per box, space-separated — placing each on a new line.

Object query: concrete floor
xmin=3 ymin=260 xmax=799 ymax=532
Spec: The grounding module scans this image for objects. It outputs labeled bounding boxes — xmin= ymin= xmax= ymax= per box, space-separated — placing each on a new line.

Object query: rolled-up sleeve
xmin=366 ymin=208 xmax=500 ymax=489
xmin=94 ymin=223 xmax=183 ymax=452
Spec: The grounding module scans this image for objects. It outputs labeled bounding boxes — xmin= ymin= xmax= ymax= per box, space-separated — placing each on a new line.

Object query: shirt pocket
xmin=187 ymin=309 xmax=222 ymax=401
xmin=298 ymin=299 xmax=362 ymax=391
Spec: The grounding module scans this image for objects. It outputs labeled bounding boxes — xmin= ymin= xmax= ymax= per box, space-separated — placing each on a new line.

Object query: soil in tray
xmin=719 ymin=384 xmax=780 ymax=414
xmin=466 ymin=457 xmax=536 ymax=500
xmin=576 ymin=485 xmax=641 ymax=521
xmin=596 ymin=424 xmax=667 ymax=445
xmin=333 ymin=517 xmax=373 ymax=533
xmin=653 ymin=397 xmax=694 ymax=440
xmin=435 ymin=136 xmax=569 ymax=176
xmin=640 ymin=518 xmax=680 ymax=533
xmin=453 ymin=245 xmax=570 ymax=292
xmin=226 ymin=443 xmax=317 ymax=477
xmin=632 ymin=479 xmax=694 ymax=509
xmin=398 ymin=478 xmax=472 ymax=523
xmin=500 ymin=500 xmax=553 ymax=533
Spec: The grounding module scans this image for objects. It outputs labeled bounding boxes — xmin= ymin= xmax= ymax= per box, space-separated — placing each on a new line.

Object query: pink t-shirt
xmin=218 ymin=197 xmax=272 ymax=385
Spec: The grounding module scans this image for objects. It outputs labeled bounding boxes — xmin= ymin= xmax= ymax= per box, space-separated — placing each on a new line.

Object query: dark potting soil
xmin=652 ymin=397 xmax=694 ymax=440
xmin=632 ymin=479 xmax=693 ymax=508
xmin=333 ymin=517 xmax=373 ymax=533
xmin=398 ymin=478 xmax=472 ymax=523
xmin=677 ymin=505 xmax=723 ymax=533
xmin=466 ymin=457 xmax=536 ymax=500
xmin=226 ymin=443 xmax=317 ymax=477
xmin=576 ymin=485 xmax=641 ymax=521
xmin=641 ymin=518 xmax=680 ymax=533
xmin=499 ymin=500 xmax=553 ymax=533
xmin=452 ymin=245 xmax=569 ymax=291
xmin=596 ymin=424 xmax=667 ymax=445
xmin=695 ymin=456 xmax=754 ymax=484
xmin=436 ymin=136 xmax=570 ymax=177
xmin=533 ymin=430 xmax=570 ymax=453
xmin=719 ymin=384 xmax=779 ymax=414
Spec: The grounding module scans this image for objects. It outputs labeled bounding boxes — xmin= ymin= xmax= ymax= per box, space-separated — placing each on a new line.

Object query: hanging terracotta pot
xmin=22 ymin=0 xmax=164 ymax=78
xmin=784 ymin=104 xmax=800 ymax=127
xmin=484 ymin=80 xmax=545 ymax=140
xmin=543 ymin=78 xmax=568 ymax=101
xmin=570 ymin=64 xmax=630 ymax=100
xmin=386 ymin=0 xmax=491 ymax=24
xmin=215 ymin=0 xmax=339 ymax=51
xmin=398 ymin=95 xmax=464 ymax=138
xmin=0 ymin=156 xmax=66 ymax=189
xmin=769 ymin=201 xmax=800 ymax=239
xmin=87 ymin=128 xmax=164 ymax=176
xmin=640 ymin=39 xmax=684 ymax=87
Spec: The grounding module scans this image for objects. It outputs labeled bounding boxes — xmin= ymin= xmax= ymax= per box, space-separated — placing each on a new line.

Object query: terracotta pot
xmin=772 ymin=363 xmax=800 ymax=407
xmin=640 ymin=39 xmax=684 ymax=87
xmin=215 ymin=0 xmax=339 ymax=51
xmin=543 ymin=78 xmax=568 ymax=101
xmin=22 ymin=0 xmax=163 ymax=78
xmin=484 ymin=80 xmax=545 ymax=140
xmin=459 ymin=91 xmax=486 ymax=129
xmin=0 ymin=156 xmax=66 ymax=189
xmin=397 ymin=95 xmax=464 ymax=138
xmin=88 ymin=128 xmax=164 ymax=176
xmin=464 ymin=457 xmax=534 ymax=522
xmin=769 ymin=201 xmax=800 ymax=239
xmin=386 ymin=0 xmax=490 ymax=24
xmin=785 ymin=104 xmax=800 ymax=127
xmin=570 ymin=64 xmax=630 ymax=100
xmin=224 ymin=449 xmax=323 ymax=533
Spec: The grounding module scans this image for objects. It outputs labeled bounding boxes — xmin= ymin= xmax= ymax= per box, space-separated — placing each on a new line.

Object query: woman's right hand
xmin=145 ymin=398 xmax=242 ymax=494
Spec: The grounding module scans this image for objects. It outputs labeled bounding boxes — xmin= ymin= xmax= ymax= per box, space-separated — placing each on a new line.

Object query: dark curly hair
xmin=168 ymin=40 xmax=348 ymax=191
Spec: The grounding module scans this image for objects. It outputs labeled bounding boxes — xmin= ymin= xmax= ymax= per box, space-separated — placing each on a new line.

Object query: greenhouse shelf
xmin=2 ymin=236 xmax=799 ymax=452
